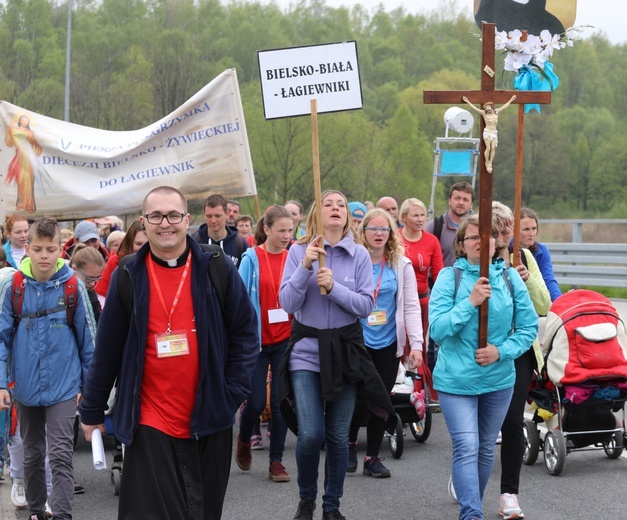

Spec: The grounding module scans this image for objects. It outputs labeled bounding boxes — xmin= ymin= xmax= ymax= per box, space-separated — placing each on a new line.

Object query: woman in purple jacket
xmin=279 ymin=190 xmax=378 ymax=520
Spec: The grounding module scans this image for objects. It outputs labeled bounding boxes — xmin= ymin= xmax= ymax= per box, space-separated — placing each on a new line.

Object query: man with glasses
xmin=191 ymin=194 xmax=248 ymax=268
xmin=79 ymin=186 xmax=258 ymax=520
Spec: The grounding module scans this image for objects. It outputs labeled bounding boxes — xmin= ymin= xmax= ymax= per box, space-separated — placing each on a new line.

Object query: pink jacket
xmin=393 ymin=256 xmax=424 ymax=357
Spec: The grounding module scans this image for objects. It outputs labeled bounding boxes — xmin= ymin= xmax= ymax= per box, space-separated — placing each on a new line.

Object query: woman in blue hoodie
xmin=280 ymin=190 xmax=394 ymax=520
xmin=429 ymin=214 xmax=537 ymax=520
xmin=236 ymin=205 xmax=294 ymax=483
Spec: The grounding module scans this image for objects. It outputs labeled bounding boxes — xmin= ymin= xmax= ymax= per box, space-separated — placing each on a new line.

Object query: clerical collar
xmin=150 ymin=245 xmax=190 ymax=268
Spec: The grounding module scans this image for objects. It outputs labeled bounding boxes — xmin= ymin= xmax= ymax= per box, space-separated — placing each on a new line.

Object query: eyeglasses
xmin=364 ymin=226 xmax=391 ymax=233
xmin=143 ymin=212 xmax=186 ymax=225
xmin=463 ymin=234 xmax=498 ymax=242
xmin=75 ymin=266 xmax=102 ymax=284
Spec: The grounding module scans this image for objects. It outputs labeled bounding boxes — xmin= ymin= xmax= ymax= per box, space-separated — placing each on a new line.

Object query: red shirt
xmin=140 ymin=255 xmax=199 ymax=438
xmin=256 ymin=246 xmax=291 ymax=345
xmin=399 ymin=230 xmax=443 ymax=301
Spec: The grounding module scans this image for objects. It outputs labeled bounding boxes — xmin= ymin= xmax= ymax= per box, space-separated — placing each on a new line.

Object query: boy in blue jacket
xmin=0 ymin=217 xmax=96 ymax=520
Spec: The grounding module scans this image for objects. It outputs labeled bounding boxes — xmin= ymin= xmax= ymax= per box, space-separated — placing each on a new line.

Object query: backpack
xmin=117 ymin=244 xmax=228 ymax=322
xmin=432 ymin=215 xmax=445 ymax=241
xmin=11 ymin=271 xmax=78 ymax=329
xmin=542 ymin=289 xmax=627 ymax=385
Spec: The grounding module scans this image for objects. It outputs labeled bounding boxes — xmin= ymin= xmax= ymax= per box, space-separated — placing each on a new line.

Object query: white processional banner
xmin=0 ymin=68 xmax=256 ymax=220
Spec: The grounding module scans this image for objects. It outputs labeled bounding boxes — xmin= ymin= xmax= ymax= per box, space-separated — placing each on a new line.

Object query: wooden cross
xmin=423 ymin=22 xmax=551 ymax=348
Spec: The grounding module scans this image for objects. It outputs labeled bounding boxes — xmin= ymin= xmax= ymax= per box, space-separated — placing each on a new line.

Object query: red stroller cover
xmin=542 ymin=290 xmax=627 ymax=385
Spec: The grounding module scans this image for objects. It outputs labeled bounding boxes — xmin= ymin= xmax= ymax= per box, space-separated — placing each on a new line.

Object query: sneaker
xmin=362 ymin=457 xmax=391 ymax=478
xmin=74 ymin=483 xmax=85 ymax=495
xmin=45 ymin=501 xmax=52 ymax=518
xmin=499 ymin=493 xmax=525 ymax=519
xmin=293 ymin=499 xmax=316 ymax=520
xmin=448 ymin=475 xmax=458 ymax=504
xmin=347 ymin=442 xmax=358 ymax=473
xmin=268 ymin=461 xmax=290 ymax=482
xmin=236 ymin=435 xmax=252 ymax=470
xmin=11 ymin=478 xmax=28 ymax=509
xmin=322 ymin=510 xmax=347 ymax=520
xmin=251 ymin=434 xmax=264 ymax=450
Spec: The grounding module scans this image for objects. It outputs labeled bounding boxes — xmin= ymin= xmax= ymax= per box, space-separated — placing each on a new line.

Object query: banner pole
xmin=253 ymin=194 xmax=262 ymax=221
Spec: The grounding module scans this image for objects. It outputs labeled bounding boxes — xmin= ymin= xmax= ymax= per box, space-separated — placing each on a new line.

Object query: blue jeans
xmin=439 ymin=387 xmax=514 ymax=520
xmin=291 ymin=370 xmax=357 ymax=513
xmin=239 ymin=340 xmax=289 ymax=463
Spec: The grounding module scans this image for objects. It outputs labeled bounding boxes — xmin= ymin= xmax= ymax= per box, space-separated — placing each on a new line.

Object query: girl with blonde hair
xmin=346 ymin=209 xmax=423 ymax=478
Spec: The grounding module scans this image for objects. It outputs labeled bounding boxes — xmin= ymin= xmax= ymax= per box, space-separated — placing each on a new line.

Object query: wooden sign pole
xmin=311 ymin=99 xmax=327 ymax=295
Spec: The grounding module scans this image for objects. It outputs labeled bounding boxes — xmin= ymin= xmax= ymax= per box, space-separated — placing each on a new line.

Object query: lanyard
xmin=373 ymin=257 xmax=386 ymax=306
xmin=259 ymin=245 xmax=287 ymax=307
xmin=147 ymin=251 xmax=192 ymax=334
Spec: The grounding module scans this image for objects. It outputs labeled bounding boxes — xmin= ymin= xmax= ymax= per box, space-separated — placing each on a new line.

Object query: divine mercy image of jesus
xmin=4 ymin=113 xmax=48 ymax=213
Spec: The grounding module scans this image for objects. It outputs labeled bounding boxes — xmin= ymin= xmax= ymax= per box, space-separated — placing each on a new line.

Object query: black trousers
xmin=500 ymin=348 xmax=535 ymax=494
xmin=118 ymin=425 xmax=232 ymax=520
xmin=348 ymin=343 xmax=398 ymax=456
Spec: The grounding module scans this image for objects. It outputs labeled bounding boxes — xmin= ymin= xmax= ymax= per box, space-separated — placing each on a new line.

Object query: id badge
xmin=155 ymin=330 xmax=190 ymax=358
xmin=367 ymin=310 xmax=388 ymax=326
xmin=268 ymin=308 xmax=289 ymax=324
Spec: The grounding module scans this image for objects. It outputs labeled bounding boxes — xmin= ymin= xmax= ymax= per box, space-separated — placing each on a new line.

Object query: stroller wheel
xmin=447 ymin=475 xmax=458 ymax=504
xmin=522 ymin=420 xmax=540 ymax=465
xmin=111 ymin=468 xmax=122 ymax=496
xmin=388 ymin=413 xmax=404 ymax=459
xmin=543 ymin=429 xmax=566 ymax=476
xmin=603 ymin=432 xmax=624 ymax=459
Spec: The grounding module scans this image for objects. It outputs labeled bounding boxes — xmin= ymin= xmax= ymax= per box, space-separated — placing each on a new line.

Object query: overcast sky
xmin=262 ymin=0 xmax=624 ymax=45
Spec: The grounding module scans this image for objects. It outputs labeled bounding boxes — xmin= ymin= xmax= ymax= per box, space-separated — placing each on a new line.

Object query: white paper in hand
xmin=91 ymin=429 xmax=107 ymax=470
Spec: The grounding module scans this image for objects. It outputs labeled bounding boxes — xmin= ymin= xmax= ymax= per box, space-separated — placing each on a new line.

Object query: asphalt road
xmin=3 ymin=300 xmax=627 ymax=520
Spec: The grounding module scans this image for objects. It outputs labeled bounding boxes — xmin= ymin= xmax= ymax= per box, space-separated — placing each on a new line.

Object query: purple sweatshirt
xmin=279 ymin=233 xmax=374 ymax=372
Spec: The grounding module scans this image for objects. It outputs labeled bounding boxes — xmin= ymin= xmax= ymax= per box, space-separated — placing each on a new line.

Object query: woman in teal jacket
xmin=429 ymin=214 xmax=537 ymax=520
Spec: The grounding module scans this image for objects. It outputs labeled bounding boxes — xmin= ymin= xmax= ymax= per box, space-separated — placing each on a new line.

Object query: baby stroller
xmin=385 ymin=361 xmax=433 ymax=459
xmin=523 ymin=290 xmax=627 ymax=476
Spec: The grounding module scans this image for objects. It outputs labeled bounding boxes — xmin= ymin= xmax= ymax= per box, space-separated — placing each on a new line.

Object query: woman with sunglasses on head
xmin=491 ymin=202 xmax=550 ymax=520
xmin=95 ymin=221 xmax=148 ymax=305
xmin=346 ymin=209 xmax=423 ymax=478
xmin=279 ymin=190 xmax=395 ymax=520
xmin=429 ymin=214 xmax=537 ymax=520
xmin=70 ymin=244 xmax=106 ymax=324
xmin=399 ymin=198 xmax=443 ymax=344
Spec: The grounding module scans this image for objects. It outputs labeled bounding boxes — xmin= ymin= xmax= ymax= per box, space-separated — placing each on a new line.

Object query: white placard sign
xmin=258 ymin=41 xmax=362 ymax=120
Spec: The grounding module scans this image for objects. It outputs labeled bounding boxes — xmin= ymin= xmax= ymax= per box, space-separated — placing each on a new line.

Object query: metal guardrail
xmin=546 ymin=242 xmax=627 ymax=288
xmin=540 ymin=219 xmax=627 ymax=243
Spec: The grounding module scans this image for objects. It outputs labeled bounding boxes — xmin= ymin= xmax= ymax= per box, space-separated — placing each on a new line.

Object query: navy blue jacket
xmin=79 ymin=238 xmax=258 ymax=445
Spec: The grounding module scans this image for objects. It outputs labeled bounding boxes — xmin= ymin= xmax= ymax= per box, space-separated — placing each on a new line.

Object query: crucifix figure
xmin=423 ymin=22 xmax=551 ymax=347
xmin=463 ymin=94 xmax=516 ymax=173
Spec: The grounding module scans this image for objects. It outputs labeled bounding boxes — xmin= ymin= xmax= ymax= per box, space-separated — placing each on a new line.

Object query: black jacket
xmin=279 ymin=319 xmax=396 ymax=436
xmin=79 ymin=238 xmax=259 ymax=445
